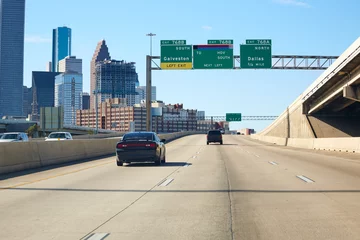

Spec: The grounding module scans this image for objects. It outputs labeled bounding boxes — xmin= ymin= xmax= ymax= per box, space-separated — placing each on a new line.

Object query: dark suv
xmin=207 ymin=130 xmax=223 ymax=145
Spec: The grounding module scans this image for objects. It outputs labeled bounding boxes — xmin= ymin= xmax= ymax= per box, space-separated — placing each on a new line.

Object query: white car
xmin=0 ymin=132 xmax=29 ymax=142
xmin=45 ymin=132 xmax=73 ymax=141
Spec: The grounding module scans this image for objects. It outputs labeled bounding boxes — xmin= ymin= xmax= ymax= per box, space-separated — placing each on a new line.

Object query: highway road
xmin=1 ymin=135 xmax=360 ymax=240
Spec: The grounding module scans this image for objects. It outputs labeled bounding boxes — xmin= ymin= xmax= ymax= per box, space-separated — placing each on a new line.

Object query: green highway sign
xmin=208 ymin=39 xmax=234 ymax=45
xmin=246 ymin=39 xmax=272 ymax=45
xmin=161 ymin=40 xmax=186 ymax=45
xmin=160 ymin=43 xmax=192 ymax=69
xmin=226 ymin=113 xmax=242 ymax=122
xmin=240 ymin=44 xmax=272 ymax=69
xmin=193 ymin=44 xmax=234 ymax=69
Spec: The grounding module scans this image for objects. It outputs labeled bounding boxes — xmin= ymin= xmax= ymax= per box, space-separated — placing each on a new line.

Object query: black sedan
xmin=116 ymin=132 xmax=166 ymax=166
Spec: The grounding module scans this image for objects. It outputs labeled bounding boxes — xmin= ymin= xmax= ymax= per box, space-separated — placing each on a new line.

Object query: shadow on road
xmin=125 ymin=162 xmax=190 ymax=168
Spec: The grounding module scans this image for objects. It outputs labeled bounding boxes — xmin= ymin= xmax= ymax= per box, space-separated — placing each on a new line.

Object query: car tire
xmin=220 ymin=141 xmax=223 ymax=145
xmin=155 ymin=156 xmax=161 ymax=166
xmin=161 ymin=155 xmax=166 ymax=164
xmin=207 ymin=142 xmax=209 ymax=145
xmin=116 ymin=160 xmax=123 ymax=166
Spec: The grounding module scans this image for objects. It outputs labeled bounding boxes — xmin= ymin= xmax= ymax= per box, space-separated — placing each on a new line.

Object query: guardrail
xmin=0 ymin=131 xmax=199 ymax=175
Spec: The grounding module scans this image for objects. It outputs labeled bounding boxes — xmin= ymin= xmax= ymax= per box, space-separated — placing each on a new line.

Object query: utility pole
xmin=145 ymin=33 xmax=156 ymax=132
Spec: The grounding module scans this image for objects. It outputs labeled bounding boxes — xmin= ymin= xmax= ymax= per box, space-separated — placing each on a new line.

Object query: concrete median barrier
xmin=0 ymin=131 xmax=197 ymax=175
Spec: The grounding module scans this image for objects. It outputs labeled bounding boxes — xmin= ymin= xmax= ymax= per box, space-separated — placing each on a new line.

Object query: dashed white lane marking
xmin=246 ymin=151 xmax=250 ymax=154
xmin=296 ymin=175 xmax=315 ymax=183
xmin=192 ymin=156 xmax=197 ymax=158
xmin=269 ymin=161 xmax=278 ymax=165
xmin=254 ymin=154 xmax=260 ymax=158
xmin=85 ymin=233 xmax=110 ymax=240
xmin=159 ymin=178 xmax=174 ymax=187
xmin=196 ymin=152 xmax=200 ymax=154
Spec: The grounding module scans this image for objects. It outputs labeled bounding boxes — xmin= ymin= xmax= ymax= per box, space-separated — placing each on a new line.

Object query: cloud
xmin=273 ymin=0 xmax=311 ymax=8
xmin=202 ymin=25 xmax=213 ymax=31
xmin=25 ymin=35 xmax=51 ymax=43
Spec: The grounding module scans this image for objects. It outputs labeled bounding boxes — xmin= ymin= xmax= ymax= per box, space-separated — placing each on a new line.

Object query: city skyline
xmin=52 ymin=26 xmax=71 ymax=72
xmin=22 ymin=0 xmax=360 ymax=131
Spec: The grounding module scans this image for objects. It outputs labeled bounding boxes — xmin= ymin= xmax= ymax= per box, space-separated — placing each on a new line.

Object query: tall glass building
xmin=55 ymin=73 xmax=82 ymax=125
xmin=52 ymin=26 xmax=71 ymax=72
xmin=0 ymin=0 xmax=26 ymax=118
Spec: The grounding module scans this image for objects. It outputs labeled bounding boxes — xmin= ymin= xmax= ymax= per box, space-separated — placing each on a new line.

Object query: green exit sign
xmin=226 ymin=113 xmax=242 ymax=122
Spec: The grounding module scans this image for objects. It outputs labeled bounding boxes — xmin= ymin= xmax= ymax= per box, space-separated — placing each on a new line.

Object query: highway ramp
xmin=1 ymin=135 xmax=360 ymax=240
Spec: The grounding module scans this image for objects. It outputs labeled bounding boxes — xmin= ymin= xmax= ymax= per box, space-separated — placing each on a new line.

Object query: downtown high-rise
xmin=90 ymin=39 xmax=110 ymax=109
xmin=0 ymin=0 xmax=26 ymax=118
xmin=52 ymin=26 xmax=71 ymax=72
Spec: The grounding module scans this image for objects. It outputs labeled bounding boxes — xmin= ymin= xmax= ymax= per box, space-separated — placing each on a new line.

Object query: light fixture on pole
xmin=146 ymin=33 xmax=156 ymax=56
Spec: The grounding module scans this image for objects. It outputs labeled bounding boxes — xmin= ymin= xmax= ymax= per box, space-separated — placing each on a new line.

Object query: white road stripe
xmin=192 ymin=156 xmax=197 ymax=158
xmin=85 ymin=233 xmax=110 ymax=240
xmin=246 ymin=151 xmax=250 ymax=154
xmin=269 ymin=161 xmax=278 ymax=165
xmin=254 ymin=154 xmax=260 ymax=158
xmin=159 ymin=178 xmax=174 ymax=187
xmin=296 ymin=175 xmax=315 ymax=183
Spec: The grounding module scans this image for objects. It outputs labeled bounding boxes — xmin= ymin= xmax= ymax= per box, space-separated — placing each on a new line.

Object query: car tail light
xmin=146 ymin=143 xmax=157 ymax=148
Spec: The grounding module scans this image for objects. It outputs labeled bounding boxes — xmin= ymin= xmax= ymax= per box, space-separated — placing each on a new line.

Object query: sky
xmin=23 ymin=0 xmax=360 ymax=131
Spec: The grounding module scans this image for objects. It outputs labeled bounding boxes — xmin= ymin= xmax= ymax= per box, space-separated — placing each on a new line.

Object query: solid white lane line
xmin=85 ymin=233 xmax=110 ymax=240
xmin=159 ymin=178 xmax=174 ymax=187
xmin=296 ymin=175 xmax=315 ymax=183
xmin=269 ymin=161 xmax=278 ymax=165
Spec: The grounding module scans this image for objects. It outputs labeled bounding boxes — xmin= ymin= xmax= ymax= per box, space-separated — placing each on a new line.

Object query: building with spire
xmin=90 ymin=39 xmax=111 ymax=109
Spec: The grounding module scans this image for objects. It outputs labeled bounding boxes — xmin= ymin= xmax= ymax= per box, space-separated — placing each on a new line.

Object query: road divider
xmin=0 ymin=131 xmax=198 ymax=175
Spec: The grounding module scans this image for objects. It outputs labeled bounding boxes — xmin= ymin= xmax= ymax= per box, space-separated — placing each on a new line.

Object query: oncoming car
xmin=116 ymin=132 xmax=166 ymax=166
xmin=45 ymin=132 xmax=73 ymax=141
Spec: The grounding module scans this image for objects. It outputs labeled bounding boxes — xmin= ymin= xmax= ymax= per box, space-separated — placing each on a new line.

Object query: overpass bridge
xmin=258 ymin=37 xmax=360 ymax=139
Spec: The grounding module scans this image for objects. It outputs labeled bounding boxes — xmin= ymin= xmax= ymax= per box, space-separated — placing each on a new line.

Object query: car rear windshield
xmin=1 ymin=134 xmax=18 ymax=139
xmin=123 ymin=133 xmax=154 ymax=141
xmin=208 ymin=131 xmax=221 ymax=135
xmin=49 ymin=133 xmax=66 ymax=139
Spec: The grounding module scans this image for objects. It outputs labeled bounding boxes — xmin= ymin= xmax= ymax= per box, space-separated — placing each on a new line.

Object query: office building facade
xmin=0 ymin=0 xmax=26 ymax=118
xmin=90 ymin=39 xmax=111 ymax=109
xmin=95 ymin=59 xmax=139 ymax=107
xmin=31 ymin=71 xmax=61 ymax=121
xmin=23 ymin=86 xmax=33 ymax=117
xmin=81 ymin=92 xmax=90 ymax=110
xmin=55 ymin=72 xmax=83 ymax=125
xmin=135 ymin=86 xmax=156 ymax=104
xmin=52 ymin=26 xmax=71 ymax=72
xmin=58 ymin=56 xmax=82 ymax=74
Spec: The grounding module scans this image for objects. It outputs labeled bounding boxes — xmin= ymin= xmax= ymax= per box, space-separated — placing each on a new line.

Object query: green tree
xmin=26 ymin=124 xmax=39 ymax=138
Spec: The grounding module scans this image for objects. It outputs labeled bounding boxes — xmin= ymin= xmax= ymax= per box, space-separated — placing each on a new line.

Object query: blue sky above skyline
xmin=23 ymin=0 xmax=360 ymax=131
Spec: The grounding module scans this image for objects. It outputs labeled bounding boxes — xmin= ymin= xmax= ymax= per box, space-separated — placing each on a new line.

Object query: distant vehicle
xmin=0 ymin=132 xmax=29 ymax=142
xmin=219 ymin=128 xmax=225 ymax=134
xmin=45 ymin=132 xmax=73 ymax=141
xmin=207 ymin=130 xmax=223 ymax=145
xmin=236 ymin=132 xmax=241 ymax=135
xmin=116 ymin=132 xmax=166 ymax=166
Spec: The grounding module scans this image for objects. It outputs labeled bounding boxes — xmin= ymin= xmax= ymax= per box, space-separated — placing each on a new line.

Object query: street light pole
xmin=145 ymin=33 xmax=156 ymax=132
xmin=146 ymin=33 xmax=156 ymax=56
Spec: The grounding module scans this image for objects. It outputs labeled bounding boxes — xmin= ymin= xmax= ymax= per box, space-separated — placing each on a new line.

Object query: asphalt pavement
xmin=1 ymin=134 xmax=360 ymax=240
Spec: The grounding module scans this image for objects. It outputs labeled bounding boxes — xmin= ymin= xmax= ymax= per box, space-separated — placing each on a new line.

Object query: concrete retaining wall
xmin=251 ymin=135 xmax=360 ymax=153
xmin=0 ymin=132 xmax=198 ymax=175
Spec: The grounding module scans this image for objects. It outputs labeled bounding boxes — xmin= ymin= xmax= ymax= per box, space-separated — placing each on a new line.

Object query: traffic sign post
xmin=160 ymin=40 xmax=192 ymax=70
xmin=226 ymin=113 xmax=242 ymax=122
xmin=193 ymin=42 xmax=234 ymax=69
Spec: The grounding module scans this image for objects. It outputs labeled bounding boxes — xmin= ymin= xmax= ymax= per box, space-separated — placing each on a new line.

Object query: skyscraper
xmin=31 ymin=71 xmax=60 ymax=121
xmin=58 ymin=56 xmax=82 ymax=74
xmin=23 ymin=86 xmax=33 ymax=117
xmin=90 ymin=39 xmax=110 ymax=109
xmin=0 ymin=0 xmax=26 ymax=118
xmin=95 ymin=59 xmax=139 ymax=107
xmin=52 ymin=26 xmax=71 ymax=72
xmin=135 ymin=86 xmax=156 ymax=104
xmin=55 ymin=72 xmax=83 ymax=125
